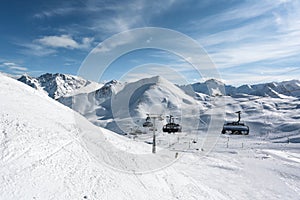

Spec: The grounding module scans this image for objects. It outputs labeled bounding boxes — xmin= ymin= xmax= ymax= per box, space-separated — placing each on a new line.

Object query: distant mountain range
xmin=180 ymin=79 xmax=300 ymax=98
xmin=18 ymin=73 xmax=300 ymax=100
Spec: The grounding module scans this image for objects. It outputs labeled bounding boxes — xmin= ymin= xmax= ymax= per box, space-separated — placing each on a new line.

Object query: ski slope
xmin=1 ymin=74 xmax=300 ymax=199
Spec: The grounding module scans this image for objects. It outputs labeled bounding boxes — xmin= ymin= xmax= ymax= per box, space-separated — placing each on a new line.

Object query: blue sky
xmin=0 ymin=0 xmax=300 ymax=85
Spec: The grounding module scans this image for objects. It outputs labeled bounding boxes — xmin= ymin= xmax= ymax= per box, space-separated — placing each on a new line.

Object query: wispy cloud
xmin=18 ymin=43 xmax=57 ymax=57
xmin=33 ymin=0 xmax=177 ymax=36
xmin=190 ymin=0 xmax=300 ymax=70
xmin=2 ymin=62 xmax=16 ymax=66
xmin=220 ymin=66 xmax=300 ymax=86
xmin=18 ymin=35 xmax=94 ymax=57
xmin=10 ymin=0 xmax=300 ymax=85
xmin=0 ymin=61 xmax=28 ymax=74
xmin=192 ymin=0 xmax=286 ymax=31
xmin=28 ymin=0 xmax=179 ymax=64
xmin=35 ymin=35 xmax=94 ymax=49
xmin=33 ymin=7 xmax=77 ymax=19
xmin=8 ymin=66 xmax=27 ymax=71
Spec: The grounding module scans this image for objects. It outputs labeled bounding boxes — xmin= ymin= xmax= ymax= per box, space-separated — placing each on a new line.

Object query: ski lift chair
xmin=222 ymin=111 xmax=249 ymax=135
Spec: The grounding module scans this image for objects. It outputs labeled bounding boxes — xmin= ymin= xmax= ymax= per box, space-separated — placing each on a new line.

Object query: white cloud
xmin=2 ymin=62 xmax=16 ymax=66
xmin=35 ymin=35 xmax=94 ymax=49
xmin=36 ymin=35 xmax=78 ymax=49
xmin=86 ymin=0 xmax=178 ymax=36
xmin=19 ymin=43 xmax=57 ymax=57
xmin=175 ymin=0 xmax=300 ymax=85
xmin=210 ymin=35 xmax=300 ymax=68
xmin=26 ymin=0 xmax=299 ymax=85
xmin=189 ymin=0 xmax=300 ymax=70
xmin=191 ymin=0 xmax=285 ymax=30
xmin=17 ymin=35 xmax=94 ymax=57
xmin=81 ymin=37 xmax=94 ymax=49
xmin=0 ymin=61 xmax=28 ymax=73
xmin=199 ymin=18 xmax=270 ymax=47
xmin=9 ymin=66 xmax=28 ymax=71
xmin=34 ymin=7 xmax=76 ymax=19
xmin=221 ymin=71 xmax=300 ymax=86
xmin=220 ymin=66 xmax=300 ymax=86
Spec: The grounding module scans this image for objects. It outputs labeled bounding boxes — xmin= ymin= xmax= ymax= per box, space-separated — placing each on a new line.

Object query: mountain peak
xmin=204 ymin=78 xmax=224 ymax=85
xmin=18 ymin=73 xmax=89 ymax=99
xmin=138 ymin=75 xmax=173 ymax=85
xmin=36 ymin=73 xmax=88 ymax=99
xmin=18 ymin=74 xmax=40 ymax=90
xmin=104 ymin=79 xmax=120 ymax=87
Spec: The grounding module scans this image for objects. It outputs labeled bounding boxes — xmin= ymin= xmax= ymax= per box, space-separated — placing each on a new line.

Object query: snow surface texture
xmin=2 ymin=73 xmax=300 ymax=199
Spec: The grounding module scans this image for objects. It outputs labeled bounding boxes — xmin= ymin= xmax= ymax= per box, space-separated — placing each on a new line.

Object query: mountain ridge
xmin=181 ymin=78 xmax=300 ymax=98
xmin=17 ymin=73 xmax=98 ymax=99
xmin=17 ymin=72 xmax=300 ymax=99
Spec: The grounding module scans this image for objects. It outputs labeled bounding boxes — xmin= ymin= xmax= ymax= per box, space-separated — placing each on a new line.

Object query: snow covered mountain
xmin=19 ymin=73 xmax=300 ymax=100
xmin=181 ymin=79 xmax=226 ymax=97
xmin=1 ymin=73 xmax=300 ymax=200
xmin=18 ymin=73 xmax=102 ymax=99
xmin=59 ymin=76 xmax=203 ymax=134
xmin=184 ymin=79 xmax=300 ymax=98
xmin=57 ymin=79 xmax=123 ymax=117
xmin=17 ymin=74 xmax=42 ymax=90
xmin=237 ymin=80 xmax=300 ymax=98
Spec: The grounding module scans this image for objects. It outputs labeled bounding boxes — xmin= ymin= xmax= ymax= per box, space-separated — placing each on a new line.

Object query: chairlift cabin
xmin=162 ymin=115 xmax=182 ymax=133
xmin=143 ymin=116 xmax=153 ymax=127
xmin=222 ymin=111 xmax=249 ymax=135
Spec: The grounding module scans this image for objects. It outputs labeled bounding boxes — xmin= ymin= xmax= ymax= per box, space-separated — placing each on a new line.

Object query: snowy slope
xmin=1 ymin=73 xmax=300 ymax=199
xmin=58 ymin=79 xmax=124 ymax=130
xmin=221 ymin=95 xmax=300 ymax=139
xmin=0 ymin=73 xmax=206 ymax=199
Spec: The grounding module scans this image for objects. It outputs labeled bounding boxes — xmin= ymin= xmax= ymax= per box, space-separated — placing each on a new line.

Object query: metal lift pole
xmin=152 ymin=118 xmax=156 ymax=154
xmin=145 ymin=114 xmax=163 ymax=154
